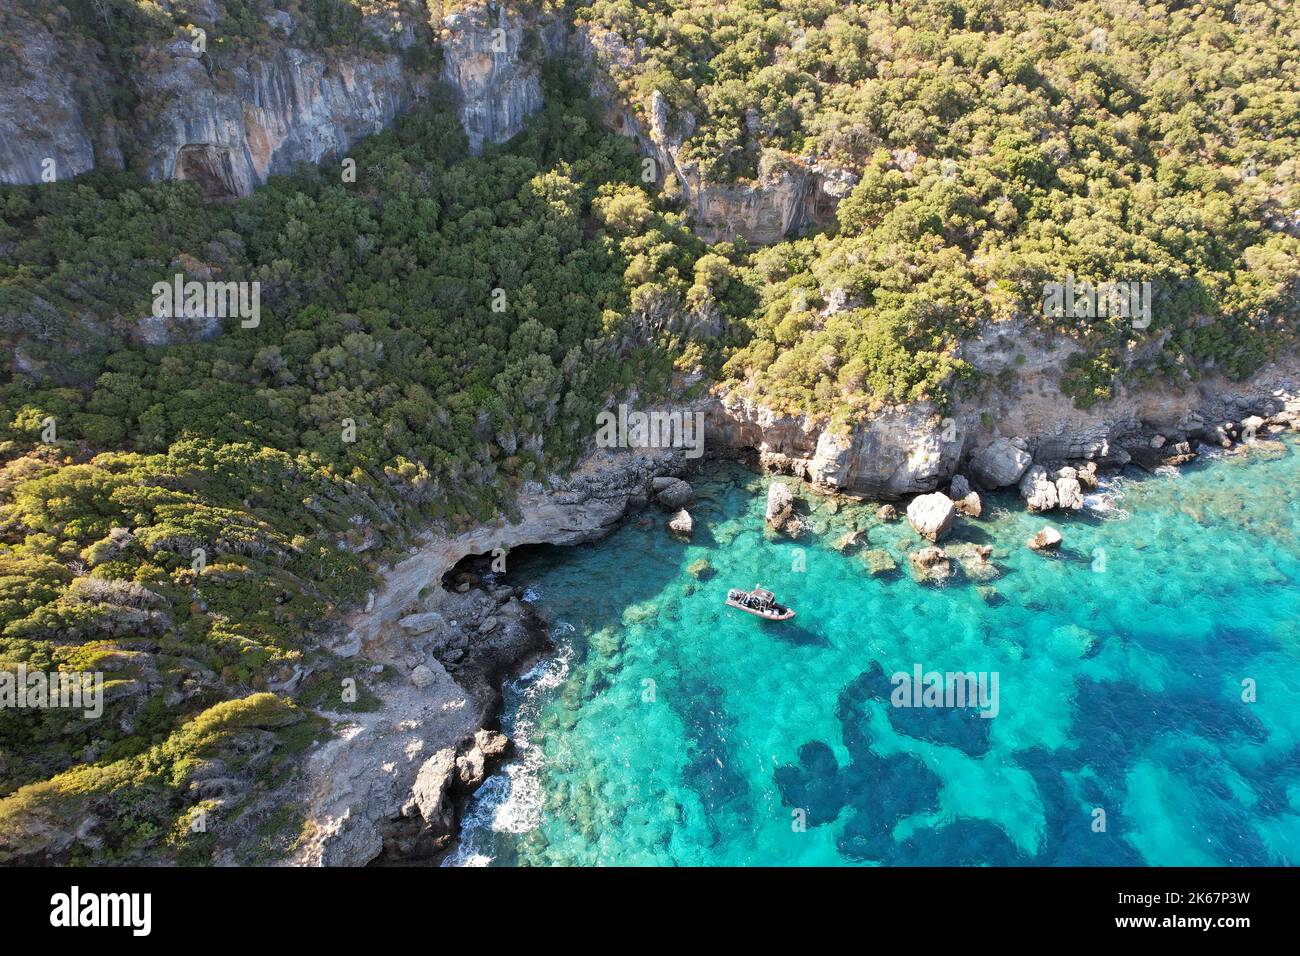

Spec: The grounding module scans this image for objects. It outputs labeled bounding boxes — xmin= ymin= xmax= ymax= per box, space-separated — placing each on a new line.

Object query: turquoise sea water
xmin=451 ymin=440 xmax=1300 ymax=866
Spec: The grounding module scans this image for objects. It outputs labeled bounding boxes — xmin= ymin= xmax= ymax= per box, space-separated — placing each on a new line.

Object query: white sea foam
xmin=1084 ymin=474 xmax=1131 ymax=520
xmin=444 ymin=635 xmax=573 ymax=866
xmin=521 ymin=586 xmax=541 ymax=603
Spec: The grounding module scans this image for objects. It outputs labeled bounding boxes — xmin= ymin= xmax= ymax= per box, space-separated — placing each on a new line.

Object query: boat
xmin=725 ymin=584 xmax=796 ymax=621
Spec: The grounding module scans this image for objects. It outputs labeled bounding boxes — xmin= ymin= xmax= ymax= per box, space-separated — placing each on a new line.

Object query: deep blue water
xmin=451 ymin=440 xmax=1300 ymax=866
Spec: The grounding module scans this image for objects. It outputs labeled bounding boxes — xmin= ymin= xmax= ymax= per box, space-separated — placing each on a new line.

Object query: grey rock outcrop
xmin=765 ymin=481 xmax=795 ymax=530
xmin=654 ymin=478 xmax=694 ymax=510
xmin=0 ymin=15 xmax=104 ymax=185
xmin=906 ymin=493 xmax=956 ymax=542
xmin=709 ymin=398 xmax=964 ymax=499
xmin=1019 ymin=466 xmax=1060 ymax=512
xmin=1020 ymin=465 xmax=1085 ymax=512
xmin=439 ymin=3 xmax=565 ymax=155
xmin=399 ymin=611 xmax=445 ymax=635
xmin=1055 ymin=475 xmax=1085 ymax=511
xmin=577 ymin=29 xmax=856 ymax=244
xmin=970 ymin=437 xmax=1032 ymax=489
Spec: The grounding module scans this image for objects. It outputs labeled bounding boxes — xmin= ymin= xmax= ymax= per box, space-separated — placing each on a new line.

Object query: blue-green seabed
xmin=451 ymin=440 xmax=1300 ymax=866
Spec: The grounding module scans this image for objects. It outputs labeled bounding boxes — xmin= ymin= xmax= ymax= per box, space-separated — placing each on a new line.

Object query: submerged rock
xmin=1027 ymin=526 xmax=1063 ymax=552
xmin=765 ymin=481 xmax=795 ymax=530
xmin=862 ymin=549 xmax=898 ymax=577
xmin=949 ymin=542 xmax=999 ymax=581
xmin=832 ymin=530 xmax=864 ymax=553
xmin=908 ymin=547 xmax=952 ymax=585
xmin=687 ymin=558 xmax=715 ymax=580
xmin=906 ymin=492 xmax=956 ymax=542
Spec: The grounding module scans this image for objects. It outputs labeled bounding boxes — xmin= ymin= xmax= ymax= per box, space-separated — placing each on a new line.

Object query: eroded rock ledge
xmin=702 ymin=354 xmax=1300 ymax=499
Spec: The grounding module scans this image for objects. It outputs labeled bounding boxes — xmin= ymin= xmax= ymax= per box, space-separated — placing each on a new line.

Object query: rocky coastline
xmin=294 ymin=362 xmax=1298 ymax=865
xmin=294 ymin=447 xmax=694 ymax=865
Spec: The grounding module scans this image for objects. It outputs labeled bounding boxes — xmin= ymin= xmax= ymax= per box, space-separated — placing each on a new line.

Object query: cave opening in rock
xmin=174 ymin=143 xmax=238 ymax=200
xmin=441 ymin=542 xmax=564 ymax=595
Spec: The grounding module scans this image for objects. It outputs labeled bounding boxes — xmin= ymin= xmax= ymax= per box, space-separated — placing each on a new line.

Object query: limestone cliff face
xmin=0 ymin=12 xmax=109 ymax=185
xmin=138 ymin=40 xmax=426 ymax=198
xmin=639 ymin=88 xmax=857 ymax=244
xmin=0 ymin=2 xmax=561 ymax=194
xmin=701 ymin=338 xmax=1299 ymax=499
xmin=438 ymin=3 xmax=567 ymax=155
xmin=952 ymin=319 xmax=1300 ymax=464
xmin=701 ymin=395 xmax=963 ymax=499
xmin=577 ymin=27 xmax=857 ymax=245
xmin=0 ymin=3 xmax=434 ymax=196
xmin=698 ymin=307 xmax=1297 ymax=497
xmin=0 ymin=2 xmax=845 ymax=234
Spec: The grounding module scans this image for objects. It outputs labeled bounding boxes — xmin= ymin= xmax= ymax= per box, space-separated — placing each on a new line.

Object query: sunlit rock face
xmin=438 ymin=3 xmax=567 ymax=155
xmin=575 ymin=28 xmax=858 ymax=245
xmin=140 ymin=41 xmax=424 ymax=199
xmin=0 ymin=3 xmax=434 ymax=195
xmin=0 ymin=1 xmax=574 ymax=192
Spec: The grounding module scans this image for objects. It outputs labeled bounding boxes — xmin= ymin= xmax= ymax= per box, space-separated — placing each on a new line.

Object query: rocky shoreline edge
xmin=293 ymin=448 xmax=693 ymax=865
xmin=294 ymin=384 xmax=1298 ymax=866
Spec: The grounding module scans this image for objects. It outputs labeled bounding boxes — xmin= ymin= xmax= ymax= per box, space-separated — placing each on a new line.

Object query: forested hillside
xmin=581 ymin=0 xmax=1300 ymax=414
xmin=0 ymin=0 xmax=1297 ymax=862
xmin=0 ymin=78 xmax=729 ymax=860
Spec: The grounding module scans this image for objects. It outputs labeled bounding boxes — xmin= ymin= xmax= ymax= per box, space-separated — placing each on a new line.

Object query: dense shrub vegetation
xmin=0 ymin=0 xmax=1297 ymax=861
xmin=581 ymin=0 xmax=1300 ymax=413
xmin=0 ymin=78 xmax=728 ymax=859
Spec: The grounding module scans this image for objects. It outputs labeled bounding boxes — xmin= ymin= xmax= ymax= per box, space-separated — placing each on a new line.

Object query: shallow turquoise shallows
xmin=451 ymin=440 xmax=1300 ymax=866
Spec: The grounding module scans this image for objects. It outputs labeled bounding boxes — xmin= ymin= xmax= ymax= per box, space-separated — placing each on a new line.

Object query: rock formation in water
xmin=765 ymin=480 xmax=795 ymax=530
xmin=1027 ymin=527 xmax=1063 ymax=552
xmin=906 ymin=492 xmax=956 ymax=542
